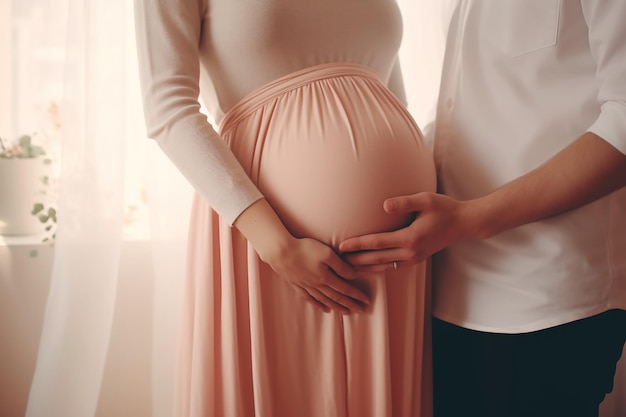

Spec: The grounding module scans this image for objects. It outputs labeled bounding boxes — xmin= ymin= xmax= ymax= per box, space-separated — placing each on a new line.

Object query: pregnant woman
xmin=135 ymin=1 xmax=436 ymax=416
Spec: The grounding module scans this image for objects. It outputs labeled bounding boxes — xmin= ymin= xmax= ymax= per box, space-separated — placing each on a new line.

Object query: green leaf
xmin=48 ymin=208 xmax=57 ymax=222
xmin=39 ymin=214 xmax=49 ymax=223
xmin=32 ymin=203 xmax=45 ymax=215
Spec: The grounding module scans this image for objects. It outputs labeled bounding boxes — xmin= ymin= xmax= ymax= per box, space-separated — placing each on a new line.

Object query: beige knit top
xmin=134 ymin=0 xmax=406 ymax=224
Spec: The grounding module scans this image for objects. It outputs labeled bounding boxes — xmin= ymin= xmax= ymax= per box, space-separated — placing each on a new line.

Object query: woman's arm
xmin=134 ymin=0 xmax=262 ymax=223
xmin=134 ymin=0 xmax=369 ymax=312
xmin=387 ymin=57 xmax=408 ymax=106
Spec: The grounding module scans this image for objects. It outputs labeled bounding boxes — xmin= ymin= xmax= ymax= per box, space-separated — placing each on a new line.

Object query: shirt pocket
xmin=485 ymin=0 xmax=561 ymax=57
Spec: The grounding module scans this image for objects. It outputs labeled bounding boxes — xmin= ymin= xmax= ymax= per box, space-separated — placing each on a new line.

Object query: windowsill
xmin=0 ymin=233 xmax=50 ymax=246
xmin=0 ymin=223 xmax=150 ymax=247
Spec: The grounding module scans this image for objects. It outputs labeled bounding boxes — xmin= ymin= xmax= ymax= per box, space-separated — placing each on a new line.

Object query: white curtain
xmin=25 ymin=0 xmax=125 ymax=415
xmin=24 ymin=1 xmax=191 ymax=416
xmin=22 ymin=1 xmax=625 ymax=416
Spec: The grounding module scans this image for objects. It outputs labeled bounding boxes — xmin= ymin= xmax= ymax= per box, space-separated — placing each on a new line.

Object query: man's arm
xmin=339 ymin=132 xmax=626 ymax=270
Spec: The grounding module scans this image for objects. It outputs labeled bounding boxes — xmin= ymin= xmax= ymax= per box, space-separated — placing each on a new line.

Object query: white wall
xmin=0 ymin=0 xmax=13 ymax=138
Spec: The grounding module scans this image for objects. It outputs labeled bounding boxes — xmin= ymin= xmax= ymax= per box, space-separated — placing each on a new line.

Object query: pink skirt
xmin=177 ymin=63 xmax=436 ymax=417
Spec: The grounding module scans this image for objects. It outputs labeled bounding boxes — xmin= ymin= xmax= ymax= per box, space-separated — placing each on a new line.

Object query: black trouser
xmin=433 ymin=309 xmax=626 ymax=417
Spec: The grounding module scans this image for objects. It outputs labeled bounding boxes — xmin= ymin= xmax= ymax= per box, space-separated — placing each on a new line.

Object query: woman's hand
xmin=234 ymin=199 xmax=370 ymax=314
xmin=263 ymin=236 xmax=370 ymax=314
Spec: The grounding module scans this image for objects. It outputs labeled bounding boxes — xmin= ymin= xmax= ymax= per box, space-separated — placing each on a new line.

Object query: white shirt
xmin=432 ymin=0 xmax=626 ymax=333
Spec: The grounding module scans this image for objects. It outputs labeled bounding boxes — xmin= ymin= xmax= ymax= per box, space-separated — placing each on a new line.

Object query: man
xmin=339 ymin=2 xmax=626 ymax=416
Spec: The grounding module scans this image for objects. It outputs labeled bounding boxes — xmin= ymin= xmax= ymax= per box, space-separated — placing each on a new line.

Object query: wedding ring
xmin=393 ymin=261 xmax=399 ymax=271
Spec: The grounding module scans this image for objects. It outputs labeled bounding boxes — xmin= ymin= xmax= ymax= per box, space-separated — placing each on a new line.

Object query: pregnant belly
xmin=252 ymin=76 xmax=436 ymax=248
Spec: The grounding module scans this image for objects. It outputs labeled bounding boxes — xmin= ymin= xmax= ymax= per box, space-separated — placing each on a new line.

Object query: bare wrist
xmin=461 ymin=197 xmax=498 ymax=241
xmin=233 ymin=198 xmax=295 ymax=262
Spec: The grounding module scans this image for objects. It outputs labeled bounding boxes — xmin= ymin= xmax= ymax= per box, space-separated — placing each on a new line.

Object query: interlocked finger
xmin=319 ymin=284 xmax=366 ymax=313
xmin=294 ymin=286 xmax=328 ymax=312
xmin=307 ymin=287 xmax=350 ymax=314
xmin=323 ymin=274 xmax=369 ymax=305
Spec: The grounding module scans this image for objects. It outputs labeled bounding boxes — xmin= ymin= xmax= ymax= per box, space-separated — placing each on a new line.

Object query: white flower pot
xmin=0 ymin=157 xmax=51 ymax=235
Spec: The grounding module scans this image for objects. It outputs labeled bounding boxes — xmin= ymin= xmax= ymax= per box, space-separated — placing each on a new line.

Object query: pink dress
xmin=135 ymin=1 xmax=436 ymax=416
xmin=182 ymin=64 xmax=435 ymax=416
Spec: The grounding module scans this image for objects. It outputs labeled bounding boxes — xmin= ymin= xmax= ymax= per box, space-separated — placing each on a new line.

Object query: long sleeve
xmin=387 ymin=57 xmax=407 ymax=106
xmin=134 ymin=0 xmax=263 ymax=225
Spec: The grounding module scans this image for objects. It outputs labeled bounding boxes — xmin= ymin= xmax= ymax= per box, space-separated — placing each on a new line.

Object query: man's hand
xmin=338 ymin=192 xmax=476 ymax=272
xmin=340 ymin=133 xmax=626 ymax=273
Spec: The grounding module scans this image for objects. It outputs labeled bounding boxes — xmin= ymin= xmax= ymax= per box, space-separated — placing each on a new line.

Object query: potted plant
xmin=0 ymin=134 xmax=56 ymax=238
